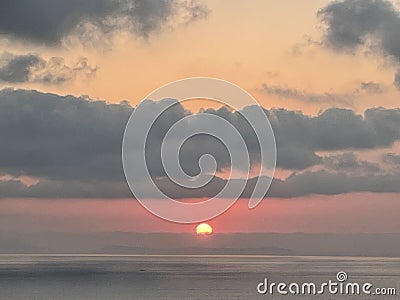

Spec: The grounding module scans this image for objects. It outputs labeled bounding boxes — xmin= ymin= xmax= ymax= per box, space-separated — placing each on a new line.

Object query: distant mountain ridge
xmin=100 ymin=245 xmax=291 ymax=255
xmin=1 ymin=232 xmax=400 ymax=257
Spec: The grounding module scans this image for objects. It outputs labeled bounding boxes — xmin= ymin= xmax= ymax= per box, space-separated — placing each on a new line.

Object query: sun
xmin=196 ymin=223 xmax=213 ymax=235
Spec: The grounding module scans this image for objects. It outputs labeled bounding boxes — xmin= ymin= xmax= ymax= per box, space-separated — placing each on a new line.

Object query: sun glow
xmin=196 ymin=223 xmax=213 ymax=235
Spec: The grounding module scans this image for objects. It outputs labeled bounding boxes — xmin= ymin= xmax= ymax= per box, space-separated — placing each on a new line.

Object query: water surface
xmin=0 ymin=255 xmax=399 ymax=299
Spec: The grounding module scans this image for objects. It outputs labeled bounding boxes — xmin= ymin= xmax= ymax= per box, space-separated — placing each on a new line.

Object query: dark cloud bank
xmin=318 ymin=0 xmax=400 ymax=89
xmin=0 ymin=89 xmax=399 ymax=199
xmin=0 ymin=0 xmax=209 ymax=45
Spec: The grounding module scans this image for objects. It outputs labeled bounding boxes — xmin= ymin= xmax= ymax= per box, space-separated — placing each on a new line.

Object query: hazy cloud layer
xmin=383 ymin=153 xmax=400 ymax=166
xmin=261 ymin=84 xmax=353 ymax=106
xmin=261 ymin=81 xmax=384 ymax=106
xmin=0 ymin=53 xmax=97 ymax=84
xmin=0 ymin=0 xmax=209 ymax=45
xmin=322 ymin=152 xmax=381 ymax=174
xmin=149 ymin=171 xmax=400 ymax=198
xmin=0 ymin=179 xmax=131 ymax=199
xmin=269 ymin=171 xmax=400 ymax=198
xmin=0 ymin=89 xmax=399 ymax=198
xmin=1 ymin=171 xmax=400 ymax=199
xmin=318 ymin=0 xmax=400 ymax=89
xmin=395 ymin=69 xmax=400 ymax=89
xmin=359 ymin=81 xmax=383 ymax=94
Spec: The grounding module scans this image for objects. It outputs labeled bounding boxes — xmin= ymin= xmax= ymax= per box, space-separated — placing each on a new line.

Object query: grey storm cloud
xmin=318 ymin=0 xmax=400 ymax=89
xmin=0 ymin=89 xmax=132 ymax=182
xmin=0 ymin=52 xmax=97 ymax=84
xmin=0 ymin=89 xmax=399 ymax=198
xmin=266 ymin=107 xmax=400 ymax=169
xmin=0 ymin=0 xmax=209 ymax=45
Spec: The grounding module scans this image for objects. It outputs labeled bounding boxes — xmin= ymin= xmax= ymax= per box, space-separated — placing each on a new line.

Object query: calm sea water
xmin=0 ymin=255 xmax=399 ymax=299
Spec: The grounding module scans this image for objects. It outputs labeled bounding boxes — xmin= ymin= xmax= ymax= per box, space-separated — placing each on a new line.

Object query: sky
xmin=0 ymin=0 xmax=400 ymax=234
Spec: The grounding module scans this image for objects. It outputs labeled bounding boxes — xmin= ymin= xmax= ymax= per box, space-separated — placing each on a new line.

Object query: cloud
xmin=261 ymin=81 xmax=384 ymax=106
xmin=1 ymin=170 xmax=400 ymax=199
xmin=0 ymin=89 xmax=132 ymax=182
xmin=268 ymin=171 xmax=400 ymax=198
xmin=0 ymin=179 xmax=131 ymax=198
xmin=359 ymin=81 xmax=383 ymax=94
xmin=0 ymin=52 xmax=97 ymax=84
xmin=383 ymin=153 xmax=400 ymax=165
xmin=317 ymin=0 xmax=400 ymax=89
xmin=260 ymin=84 xmax=353 ymax=106
xmin=0 ymin=0 xmax=209 ymax=45
xmin=142 ymin=170 xmax=400 ymax=198
xmin=0 ymin=89 xmax=399 ymax=198
xmin=316 ymin=108 xmax=400 ymax=149
xmin=267 ymin=107 xmax=400 ymax=170
xmin=322 ymin=152 xmax=381 ymax=174
xmin=395 ymin=69 xmax=400 ymax=89
xmin=0 ymin=53 xmax=41 ymax=83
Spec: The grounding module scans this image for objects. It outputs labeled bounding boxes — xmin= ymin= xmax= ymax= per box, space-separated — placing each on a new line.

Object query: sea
xmin=0 ymin=255 xmax=399 ymax=299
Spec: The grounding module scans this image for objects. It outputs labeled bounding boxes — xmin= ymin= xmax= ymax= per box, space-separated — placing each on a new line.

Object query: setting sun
xmin=196 ymin=223 xmax=213 ymax=235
